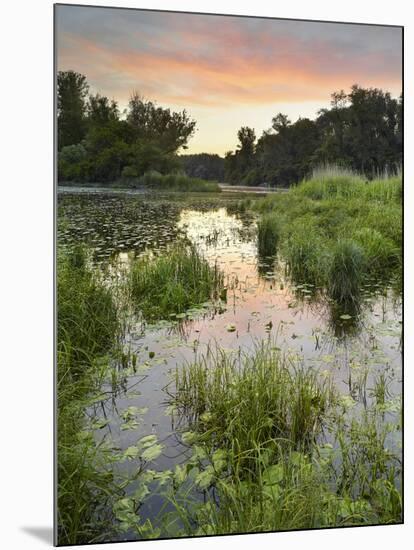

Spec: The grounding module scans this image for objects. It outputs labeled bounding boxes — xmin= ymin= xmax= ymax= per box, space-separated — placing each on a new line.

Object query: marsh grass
xmin=58 ymin=245 xmax=120 ymax=369
xmin=173 ymin=342 xmax=336 ymax=471
xmin=139 ymin=171 xmax=221 ymax=193
xmin=163 ymin=341 xmax=401 ymax=535
xmin=129 ymin=244 xmax=224 ymax=321
xmin=327 ymin=240 xmax=365 ymax=307
xmin=257 ymin=214 xmax=281 ymax=258
xmin=57 ymin=246 xmax=124 ymax=544
xmin=284 ymin=226 xmax=328 ymax=287
xmin=253 ymin=170 xmax=401 ymax=304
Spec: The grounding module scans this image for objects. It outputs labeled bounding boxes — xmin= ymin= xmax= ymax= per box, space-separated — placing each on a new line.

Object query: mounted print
xmin=55 ymin=3 xmax=403 ymax=546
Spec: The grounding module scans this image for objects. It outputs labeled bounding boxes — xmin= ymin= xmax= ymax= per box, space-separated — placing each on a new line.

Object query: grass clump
xmin=129 ymin=244 xmax=224 ymax=321
xmin=164 ymin=341 xmax=401 ymax=535
xmin=58 ymin=246 xmax=119 ymax=368
xmin=284 ymin=226 xmax=328 ymax=287
xmin=252 ymin=168 xmax=401 ymax=303
xmin=352 ymin=228 xmax=400 ymax=277
xmin=327 ymin=239 xmax=365 ymax=307
xmin=257 ymin=214 xmax=281 ymax=257
xmin=139 ymin=171 xmax=221 ymax=193
xmin=173 ymin=342 xmax=335 ymax=472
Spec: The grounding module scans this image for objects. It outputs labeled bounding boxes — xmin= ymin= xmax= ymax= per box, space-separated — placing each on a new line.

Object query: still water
xmin=58 ymin=189 xmax=402 ymax=535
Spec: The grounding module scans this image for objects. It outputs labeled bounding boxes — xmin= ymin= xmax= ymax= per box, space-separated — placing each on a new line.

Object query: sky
xmin=56 ymin=5 xmax=402 ymax=155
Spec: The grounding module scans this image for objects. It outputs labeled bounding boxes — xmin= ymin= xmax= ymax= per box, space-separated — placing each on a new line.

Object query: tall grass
xmin=327 ymin=240 xmax=365 ymax=307
xmin=57 ymin=246 xmax=122 ymax=544
xmin=297 ymin=166 xmax=401 ymax=204
xmin=173 ymin=342 xmax=335 ymax=472
xmin=139 ymin=171 xmax=221 ymax=193
xmin=257 ymin=214 xmax=281 ymax=257
xmin=58 ymin=246 xmax=119 ymax=369
xmin=253 ymin=168 xmax=402 ymax=301
xmin=165 ymin=341 xmax=401 ymax=535
xmin=129 ymin=244 xmax=224 ymax=321
xmin=284 ymin=226 xmax=328 ymax=287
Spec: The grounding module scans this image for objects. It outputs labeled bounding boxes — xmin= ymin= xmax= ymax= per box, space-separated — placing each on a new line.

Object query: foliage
xmin=180 ymin=153 xmax=225 ymax=181
xmin=224 ymin=86 xmax=402 ymax=186
xmin=135 ymin=171 xmax=221 ymax=192
xmin=57 ymin=73 xmax=197 ymax=184
xmin=129 ymin=244 xmax=224 ymax=321
xmin=165 ymin=341 xmax=401 ymax=535
xmin=257 ymin=213 xmax=281 ymax=258
xmin=253 ymin=170 xmax=402 ymax=301
xmin=58 ymin=70 xmax=89 ymax=149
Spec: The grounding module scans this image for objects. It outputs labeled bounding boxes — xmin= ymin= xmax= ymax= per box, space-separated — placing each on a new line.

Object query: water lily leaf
xmin=195 ymin=466 xmax=215 ymax=489
xmin=90 ymin=418 xmax=109 ymax=430
xmin=123 ymin=446 xmax=140 ymax=460
xmin=121 ymin=419 xmax=139 ymax=431
xmin=141 ymin=443 xmax=164 ymax=461
xmin=173 ymin=464 xmax=187 ymax=485
xmin=152 ymin=470 xmax=172 ymax=486
xmin=138 ymin=434 xmax=158 ymax=448
xmin=133 ymin=484 xmax=150 ymax=503
xmin=182 ymin=431 xmax=198 ymax=445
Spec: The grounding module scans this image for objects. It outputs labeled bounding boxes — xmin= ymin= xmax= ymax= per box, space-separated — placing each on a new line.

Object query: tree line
xmin=57 ymin=71 xmax=402 ymax=186
xmin=57 ymin=71 xmax=196 ymax=183
xmin=224 ymin=86 xmax=402 ymax=187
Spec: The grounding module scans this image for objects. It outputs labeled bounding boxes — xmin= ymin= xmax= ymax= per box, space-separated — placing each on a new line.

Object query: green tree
xmin=127 ymin=93 xmax=196 ymax=153
xmin=87 ymin=93 xmax=119 ymax=127
xmin=57 ymin=71 xmax=89 ymax=149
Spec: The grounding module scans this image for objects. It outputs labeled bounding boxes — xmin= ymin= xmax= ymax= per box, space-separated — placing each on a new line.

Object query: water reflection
xmin=58 ymin=190 xmax=402 ymax=530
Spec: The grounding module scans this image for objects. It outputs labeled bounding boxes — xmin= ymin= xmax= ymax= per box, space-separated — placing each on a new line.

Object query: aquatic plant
xmin=139 ymin=171 xmax=221 ymax=193
xmin=164 ymin=340 xmax=401 ymax=535
xmin=257 ymin=213 xmax=282 ymax=258
xmin=57 ymin=245 xmax=120 ymax=368
xmin=57 ymin=247 xmax=122 ymax=544
xmin=284 ymin=226 xmax=328 ymax=287
xmin=327 ymin=239 xmax=365 ymax=307
xmin=129 ymin=243 xmax=224 ymax=321
xmin=173 ymin=341 xmax=335 ymax=470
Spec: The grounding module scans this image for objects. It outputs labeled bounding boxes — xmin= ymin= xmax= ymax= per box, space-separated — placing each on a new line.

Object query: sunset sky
xmin=56 ymin=5 xmax=402 ymax=155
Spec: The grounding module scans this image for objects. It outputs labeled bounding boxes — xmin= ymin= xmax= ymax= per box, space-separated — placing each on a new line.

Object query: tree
xmin=127 ymin=93 xmax=196 ymax=153
xmin=57 ymin=71 xmax=89 ymax=149
xmin=87 ymin=94 xmax=119 ymax=127
xmin=237 ymin=126 xmax=256 ymax=157
xmin=180 ymin=154 xmax=225 ymax=181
